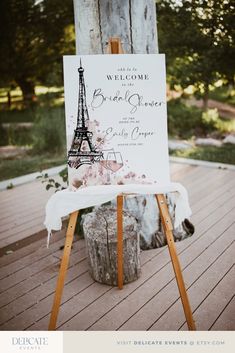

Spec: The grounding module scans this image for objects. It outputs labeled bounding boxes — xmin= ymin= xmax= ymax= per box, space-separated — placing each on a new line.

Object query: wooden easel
xmin=48 ymin=37 xmax=196 ymax=331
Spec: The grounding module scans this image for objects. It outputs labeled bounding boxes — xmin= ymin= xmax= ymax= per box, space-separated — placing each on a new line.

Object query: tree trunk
xmin=73 ymin=0 xmax=194 ymax=252
xmin=17 ymin=79 xmax=36 ymax=104
xmin=73 ymin=0 xmax=161 ymax=248
xmin=82 ymin=206 xmax=141 ymax=286
xmin=73 ymin=0 xmax=158 ymax=54
xmin=202 ymin=82 xmax=209 ymax=111
xmin=7 ymin=90 xmax=11 ymax=108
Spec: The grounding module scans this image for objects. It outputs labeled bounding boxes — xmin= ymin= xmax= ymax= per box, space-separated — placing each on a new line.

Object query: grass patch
xmin=170 ymin=144 xmax=235 ymax=165
xmin=0 ymin=154 xmax=66 ymax=181
xmin=0 ymin=104 xmax=65 ymax=124
xmin=0 ymin=124 xmax=33 ymax=146
xmin=32 ymin=106 xmax=66 ymax=154
xmin=0 ymin=108 xmax=37 ymax=123
xmin=0 ymin=106 xmax=66 ymax=149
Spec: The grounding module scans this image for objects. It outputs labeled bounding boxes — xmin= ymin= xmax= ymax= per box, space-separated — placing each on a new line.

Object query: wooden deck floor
xmin=0 ymin=178 xmax=55 ymax=253
xmin=0 ymin=162 xmax=234 ymax=331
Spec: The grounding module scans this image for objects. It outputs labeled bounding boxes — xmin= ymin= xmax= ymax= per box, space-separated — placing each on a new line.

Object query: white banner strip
xmin=64 ymin=331 xmax=235 ymax=353
xmin=1 ymin=331 xmax=235 ymax=353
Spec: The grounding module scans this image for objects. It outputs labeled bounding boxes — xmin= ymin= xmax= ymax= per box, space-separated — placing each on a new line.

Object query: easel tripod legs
xmin=117 ymin=195 xmax=124 ymax=289
xmin=155 ymin=194 xmax=196 ymax=330
xmin=48 ymin=211 xmax=79 ymax=330
xmin=48 ymin=194 xmax=195 ymax=330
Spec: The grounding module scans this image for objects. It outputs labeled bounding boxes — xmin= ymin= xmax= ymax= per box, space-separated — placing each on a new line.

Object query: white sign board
xmin=63 ymin=54 xmax=170 ymax=189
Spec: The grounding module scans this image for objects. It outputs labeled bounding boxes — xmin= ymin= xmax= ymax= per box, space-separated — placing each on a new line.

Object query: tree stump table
xmin=82 ymin=205 xmax=141 ymax=286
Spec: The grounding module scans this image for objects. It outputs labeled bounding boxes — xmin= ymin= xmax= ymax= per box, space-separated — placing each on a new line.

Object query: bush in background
xmin=32 ymin=107 xmax=66 ymax=154
xmin=0 ymin=123 xmax=33 ymax=146
xmin=168 ymin=98 xmax=204 ymax=138
xmin=167 ymin=98 xmax=230 ymax=139
xmin=0 ymin=123 xmax=8 ymax=146
xmin=202 ymin=108 xmax=219 ymax=131
xmin=0 ymin=107 xmax=36 ymax=123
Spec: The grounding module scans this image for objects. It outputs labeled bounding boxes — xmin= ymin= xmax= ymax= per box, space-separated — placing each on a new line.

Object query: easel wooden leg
xmin=117 ymin=195 xmax=124 ymax=289
xmin=155 ymin=194 xmax=196 ymax=331
xmin=48 ymin=211 xmax=79 ymax=330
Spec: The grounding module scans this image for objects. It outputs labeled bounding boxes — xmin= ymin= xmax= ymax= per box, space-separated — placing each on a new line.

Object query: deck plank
xmin=42 ymin=200 xmax=235 ymax=330
xmin=151 ymin=235 xmax=235 ymax=330
xmin=0 ymin=232 xmax=67 ymax=280
xmin=86 ymin=212 xmax=235 ymax=331
xmin=0 ymin=179 xmax=56 ymax=250
xmin=0 ymin=229 xmax=65 ymax=268
xmin=1 ymin=243 xmax=168 ymax=330
xmin=25 ymin=198 xmax=235 ymax=325
xmin=180 ymin=264 xmax=235 ymax=331
xmin=0 ymin=162 xmax=234 ymax=331
xmin=210 ymin=295 xmax=235 ymax=331
xmin=0 ymin=241 xmax=86 ymax=309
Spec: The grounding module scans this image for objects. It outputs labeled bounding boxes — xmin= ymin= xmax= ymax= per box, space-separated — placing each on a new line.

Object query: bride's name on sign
xmin=63 ymin=54 xmax=170 ymax=188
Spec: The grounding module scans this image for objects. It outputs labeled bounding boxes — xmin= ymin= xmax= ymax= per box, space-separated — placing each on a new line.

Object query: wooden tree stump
xmin=82 ymin=205 xmax=141 ymax=286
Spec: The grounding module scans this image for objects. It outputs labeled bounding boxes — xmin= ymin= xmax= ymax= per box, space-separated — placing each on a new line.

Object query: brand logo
xmin=12 ymin=337 xmax=49 ymax=350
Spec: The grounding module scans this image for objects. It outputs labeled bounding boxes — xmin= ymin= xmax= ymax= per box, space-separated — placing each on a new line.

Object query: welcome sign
xmin=63 ymin=54 xmax=170 ymax=189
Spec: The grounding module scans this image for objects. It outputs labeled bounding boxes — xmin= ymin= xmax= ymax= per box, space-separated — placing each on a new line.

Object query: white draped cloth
xmin=44 ymin=182 xmax=192 ymax=247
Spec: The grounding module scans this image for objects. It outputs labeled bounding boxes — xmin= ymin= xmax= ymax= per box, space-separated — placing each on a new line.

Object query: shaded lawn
xmin=170 ymin=144 xmax=235 ymax=165
xmin=0 ymin=104 xmax=64 ymax=124
xmin=0 ymin=154 xmax=66 ymax=181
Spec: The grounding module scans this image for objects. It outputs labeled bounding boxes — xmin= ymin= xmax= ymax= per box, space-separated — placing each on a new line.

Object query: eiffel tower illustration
xmin=68 ymin=59 xmax=103 ymax=169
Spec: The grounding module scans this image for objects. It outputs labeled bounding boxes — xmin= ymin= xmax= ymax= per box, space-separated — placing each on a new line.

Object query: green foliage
xmin=0 ymin=124 xmax=8 ymax=146
xmin=209 ymin=85 xmax=235 ymax=106
xmin=201 ymin=108 xmax=219 ymax=131
xmin=170 ymin=144 xmax=235 ymax=165
xmin=59 ymin=167 xmax=69 ymax=183
xmin=201 ymin=107 xmax=235 ymax=135
xmin=32 ymin=107 xmax=66 ymax=154
xmin=168 ymin=99 xmax=234 ymax=139
xmin=36 ymin=89 xmax=64 ymax=107
xmin=0 ymin=124 xmax=33 ymax=146
xmin=37 ymin=167 xmax=68 ymax=192
xmin=0 ymin=108 xmax=37 ymax=123
xmin=0 ymin=104 xmax=67 ymax=148
xmin=168 ymin=99 xmax=206 ymax=138
xmin=157 ymin=0 xmax=235 ymax=102
xmin=0 ymin=0 xmax=75 ymax=101
xmin=0 ymin=155 xmax=66 ymax=181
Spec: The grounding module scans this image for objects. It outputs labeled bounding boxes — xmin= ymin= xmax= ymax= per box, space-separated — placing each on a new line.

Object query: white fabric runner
xmin=44 ymin=182 xmax=192 ymax=247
